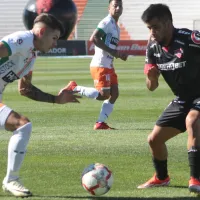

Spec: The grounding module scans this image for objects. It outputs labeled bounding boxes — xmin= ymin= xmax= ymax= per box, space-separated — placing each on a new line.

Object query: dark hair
xmin=109 ymin=0 xmax=122 ymax=4
xmin=141 ymin=4 xmax=173 ymax=23
xmin=33 ymin=13 xmax=64 ymax=37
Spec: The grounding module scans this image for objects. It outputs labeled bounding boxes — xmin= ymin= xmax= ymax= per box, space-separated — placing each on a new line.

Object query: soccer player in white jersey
xmin=61 ymin=0 xmax=128 ymax=130
xmin=0 ymin=13 xmax=80 ymax=197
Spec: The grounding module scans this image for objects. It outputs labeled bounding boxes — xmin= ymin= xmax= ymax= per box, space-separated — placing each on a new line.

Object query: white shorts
xmin=0 ymin=103 xmax=12 ymax=130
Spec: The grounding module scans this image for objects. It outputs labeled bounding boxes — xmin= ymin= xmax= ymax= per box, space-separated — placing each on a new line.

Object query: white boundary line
xmin=38 ymin=55 xmax=93 ymax=59
xmin=38 ymin=55 xmax=135 ymax=59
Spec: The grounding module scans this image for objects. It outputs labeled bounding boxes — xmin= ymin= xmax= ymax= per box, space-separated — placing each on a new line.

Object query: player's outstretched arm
xmin=18 ymin=72 xmax=81 ymax=104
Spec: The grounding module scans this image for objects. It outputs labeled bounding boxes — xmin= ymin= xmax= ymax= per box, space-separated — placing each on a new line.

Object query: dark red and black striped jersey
xmin=145 ymin=28 xmax=200 ymax=99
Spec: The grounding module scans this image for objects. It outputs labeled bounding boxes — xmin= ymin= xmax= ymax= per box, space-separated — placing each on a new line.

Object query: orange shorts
xmin=90 ymin=67 xmax=118 ymax=91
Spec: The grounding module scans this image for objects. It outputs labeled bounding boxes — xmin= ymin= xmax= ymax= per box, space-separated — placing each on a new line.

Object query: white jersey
xmin=90 ymin=15 xmax=120 ymax=69
xmin=0 ymin=30 xmax=37 ymax=94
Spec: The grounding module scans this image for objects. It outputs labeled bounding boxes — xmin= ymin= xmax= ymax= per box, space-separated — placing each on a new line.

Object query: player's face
xmin=146 ymin=17 xmax=171 ymax=45
xmin=39 ymin=28 xmax=60 ymax=53
xmin=109 ymin=0 xmax=123 ymax=20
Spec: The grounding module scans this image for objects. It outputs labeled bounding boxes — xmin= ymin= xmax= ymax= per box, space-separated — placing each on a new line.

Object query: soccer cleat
xmin=58 ymin=81 xmax=77 ymax=95
xmin=94 ymin=122 xmax=116 ymax=130
xmin=189 ymin=177 xmax=200 ymax=194
xmin=2 ymin=179 xmax=32 ymax=197
xmin=137 ymin=174 xmax=170 ymax=189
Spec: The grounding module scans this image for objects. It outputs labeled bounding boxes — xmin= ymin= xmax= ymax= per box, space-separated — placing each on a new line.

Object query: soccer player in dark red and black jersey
xmin=138 ymin=3 xmax=200 ymax=194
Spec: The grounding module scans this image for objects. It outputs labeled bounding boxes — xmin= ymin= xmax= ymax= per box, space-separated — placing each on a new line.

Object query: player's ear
xmin=39 ymin=27 xmax=46 ymax=37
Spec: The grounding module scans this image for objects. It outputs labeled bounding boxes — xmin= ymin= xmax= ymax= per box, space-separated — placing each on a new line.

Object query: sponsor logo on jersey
xmin=191 ymin=31 xmax=200 ymax=44
xmin=2 ymin=71 xmax=19 ymax=83
xmin=110 ymin=37 xmax=119 ymax=46
xmin=157 ymin=61 xmax=186 ymax=71
xmin=0 ymin=60 xmax=15 ymax=75
xmin=17 ymin=39 xmax=23 ymax=45
xmin=174 ymin=48 xmax=183 ymax=58
xmin=178 ymin=30 xmax=190 ymax=35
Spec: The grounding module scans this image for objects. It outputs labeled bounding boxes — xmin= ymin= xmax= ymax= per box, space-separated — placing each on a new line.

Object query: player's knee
xmin=99 ymin=90 xmax=110 ymax=99
xmin=14 ymin=116 xmax=31 ymax=131
xmin=186 ymin=111 xmax=200 ymax=132
xmin=147 ymin=133 xmax=159 ymax=147
xmin=147 ymin=134 xmax=153 ymax=146
xmin=5 ymin=111 xmax=31 ymax=131
xmin=19 ymin=116 xmax=31 ymax=127
xmin=111 ymin=91 xmax=119 ymax=100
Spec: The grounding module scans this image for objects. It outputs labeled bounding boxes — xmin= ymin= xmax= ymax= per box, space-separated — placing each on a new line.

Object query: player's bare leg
xmin=63 ymin=81 xmax=118 ymax=130
xmin=138 ymin=126 xmax=181 ymax=188
xmin=186 ymin=110 xmax=200 ymax=195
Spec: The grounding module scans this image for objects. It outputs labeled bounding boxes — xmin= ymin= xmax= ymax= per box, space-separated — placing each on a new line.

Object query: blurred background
xmin=1 ymin=0 xmax=200 ymax=56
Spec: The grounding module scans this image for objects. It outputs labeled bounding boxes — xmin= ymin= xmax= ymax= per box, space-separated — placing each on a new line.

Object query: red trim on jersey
xmin=162 ymin=47 xmax=169 ymax=52
xmin=17 ymin=53 xmax=36 ymax=77
xmin=144 ymin=64 xmax=157 ymax=74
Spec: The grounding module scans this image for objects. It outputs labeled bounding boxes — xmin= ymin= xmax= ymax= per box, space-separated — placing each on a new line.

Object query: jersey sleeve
xmin=97 ymin=19 xmax=109 ymax=35
xmin=1 ymin=32 xmax=31 ymax=56
xmin=144 ymin=42 xmax=157 ymax=74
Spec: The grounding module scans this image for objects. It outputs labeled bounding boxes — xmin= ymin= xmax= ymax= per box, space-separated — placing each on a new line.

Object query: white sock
xmin=4 ymin=122 xmax=32 ymax=183
xmin=97 ymin=100 xmax=114 ymax=122
xmin=74 ymin=86 xmax=99 ymax=99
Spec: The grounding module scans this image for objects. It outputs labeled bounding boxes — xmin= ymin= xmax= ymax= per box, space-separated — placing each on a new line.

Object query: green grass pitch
xmin=0 ymin=57 xmax=197 ymax=199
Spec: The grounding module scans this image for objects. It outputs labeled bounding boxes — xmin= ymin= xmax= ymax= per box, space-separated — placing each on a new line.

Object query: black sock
xmin=153 ymin=158 xmax=168 ymax=180
xmin=188 ymin=147 xmax=200 ymax=179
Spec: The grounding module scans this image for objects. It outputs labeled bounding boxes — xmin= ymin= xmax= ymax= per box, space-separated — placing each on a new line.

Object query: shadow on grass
xmin=168 ymin=185 xmax=188 ymax=189
xmin=32 ymin=196 xmax=199 ymax=200
xmin=109 ymin=128 xmax=152 ymax=131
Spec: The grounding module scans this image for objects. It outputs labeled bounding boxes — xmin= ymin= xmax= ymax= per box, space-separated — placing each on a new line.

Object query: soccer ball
xmin=81 ymin=163 xmax=113 ymax=196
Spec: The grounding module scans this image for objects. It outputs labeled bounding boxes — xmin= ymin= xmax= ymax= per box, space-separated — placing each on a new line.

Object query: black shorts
xmin=156 ymin=97 xmax=200 ymax=132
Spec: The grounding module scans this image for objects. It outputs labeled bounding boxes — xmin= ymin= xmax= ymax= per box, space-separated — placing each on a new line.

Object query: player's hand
xmin=146 ymin=67 xmax=160 ymax=81
xmin=55 ymin=90 xmax=81 ymax=104
xmin=111 ymin=50 xmax=128 ymax=61
xmin=117 ymin=52 xmax=128 ymax=61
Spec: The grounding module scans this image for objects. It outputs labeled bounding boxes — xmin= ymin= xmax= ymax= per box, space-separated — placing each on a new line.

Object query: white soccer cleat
xmin=2 ymin=179 xmax=32 ymax=197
